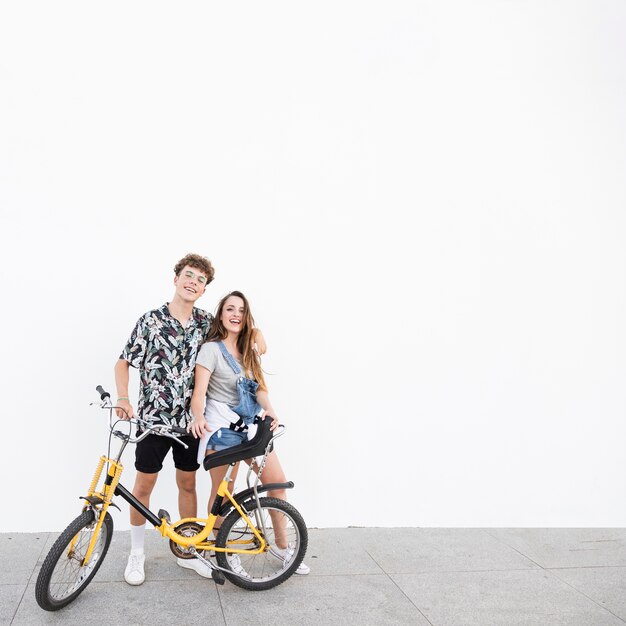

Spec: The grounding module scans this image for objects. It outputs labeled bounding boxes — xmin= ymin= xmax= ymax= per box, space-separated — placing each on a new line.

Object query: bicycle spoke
xmin=36 ymin=511 xmax=113 ymax=610
xmin=216 ymin=498 xmax=307 ymax=589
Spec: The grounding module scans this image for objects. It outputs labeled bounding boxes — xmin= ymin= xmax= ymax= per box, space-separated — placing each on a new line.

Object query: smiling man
xmin=113 ymin=254 xmax=265 ymax=586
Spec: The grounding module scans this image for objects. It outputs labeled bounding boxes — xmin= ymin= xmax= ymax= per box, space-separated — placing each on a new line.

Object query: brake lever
xmin=150 ymin=426 xmax=189 ymax=449
xmin=165 ymin=433 xmax=189 ymax=449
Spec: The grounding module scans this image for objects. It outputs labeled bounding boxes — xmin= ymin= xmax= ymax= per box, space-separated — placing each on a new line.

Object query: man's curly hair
xmin=173 ymin=254 xmax=215 ymax=284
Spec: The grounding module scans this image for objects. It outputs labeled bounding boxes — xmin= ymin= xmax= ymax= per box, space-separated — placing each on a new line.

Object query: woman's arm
xmin=189 ymin=364 xmax=212 ymax=438
xmin=256 ymin=389 xmax=279 ymax=431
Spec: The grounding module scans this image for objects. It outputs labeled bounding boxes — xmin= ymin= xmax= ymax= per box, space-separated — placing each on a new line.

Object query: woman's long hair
xmin=205 ymin=291 xmax=267 ymax=390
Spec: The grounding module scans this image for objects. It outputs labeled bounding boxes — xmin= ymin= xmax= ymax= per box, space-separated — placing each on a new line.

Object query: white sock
xmin=130 ymin=523 xmax=146 ymax=554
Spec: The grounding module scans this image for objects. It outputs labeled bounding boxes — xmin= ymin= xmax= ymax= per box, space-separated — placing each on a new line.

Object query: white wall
xmin=1 ymin=1 xmax=625 ymax=532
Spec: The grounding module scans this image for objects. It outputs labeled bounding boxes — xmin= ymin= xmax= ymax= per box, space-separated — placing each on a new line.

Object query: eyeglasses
xmin=182 ymin=270 xmax=208 ymax=285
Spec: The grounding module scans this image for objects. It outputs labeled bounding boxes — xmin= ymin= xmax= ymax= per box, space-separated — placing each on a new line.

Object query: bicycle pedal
xmin=157 ymin=509 xmax=171 ymax=523
xmin=212 ymin=570 xmax=225 ymax=585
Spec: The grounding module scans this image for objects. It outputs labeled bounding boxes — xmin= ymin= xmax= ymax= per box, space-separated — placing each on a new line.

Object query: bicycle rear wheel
xmin=36 ymin=509 xmax=113 ymax=611
xmin=215 ymin=496 xmax=307 ymax=591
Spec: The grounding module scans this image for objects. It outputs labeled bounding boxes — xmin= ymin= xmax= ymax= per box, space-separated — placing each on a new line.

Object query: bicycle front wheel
xmin=36 ymin=509 xmax=113 ymax=611
xmin=215 ymin=496 xmax=308 ymax=591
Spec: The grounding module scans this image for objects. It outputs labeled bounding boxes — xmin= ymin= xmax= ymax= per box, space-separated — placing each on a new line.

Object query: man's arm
xmin=114 ymin=358 xmax=135 ymax=419
xmin=251 ymin=328 xmax=267 ymax=355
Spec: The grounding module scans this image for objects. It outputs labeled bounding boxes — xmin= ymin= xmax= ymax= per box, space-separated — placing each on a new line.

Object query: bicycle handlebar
xmin=96 ymin=385 xmax=110 ymax=401
xmin=95 ymin=386 xmax=189 ymax=448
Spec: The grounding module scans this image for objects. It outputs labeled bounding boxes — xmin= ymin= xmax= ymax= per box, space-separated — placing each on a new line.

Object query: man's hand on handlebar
xmin=115 ymin=399 xmax=135 ymax=420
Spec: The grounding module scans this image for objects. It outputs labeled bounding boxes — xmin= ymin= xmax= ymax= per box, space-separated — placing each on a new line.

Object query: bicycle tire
xmin=36 ymin=509 xmax=113 ymax=611
xmin=215 ymin=496 xmax=307 ymax=591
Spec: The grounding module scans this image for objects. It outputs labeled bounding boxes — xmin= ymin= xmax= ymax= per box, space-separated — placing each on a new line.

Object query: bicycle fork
xmin=71 ymin=456 xmax=123 ymax=566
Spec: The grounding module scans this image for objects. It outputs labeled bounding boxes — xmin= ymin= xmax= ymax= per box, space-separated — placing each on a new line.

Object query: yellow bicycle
xmin=35 ymin=386 xmax=308 ymax=611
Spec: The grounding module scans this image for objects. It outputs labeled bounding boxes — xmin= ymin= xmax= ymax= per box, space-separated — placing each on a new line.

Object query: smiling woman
xmin=190 ymin=291 xmax=268 ymax=460
xmin=189 ymin=290 xmax=310 ymax=575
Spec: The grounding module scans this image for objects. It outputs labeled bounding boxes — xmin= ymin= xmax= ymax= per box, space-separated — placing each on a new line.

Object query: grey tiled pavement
xmin=2 ymin=528 xmax=625 ymax=625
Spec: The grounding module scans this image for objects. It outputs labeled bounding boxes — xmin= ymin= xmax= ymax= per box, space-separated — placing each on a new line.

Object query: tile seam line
xmin=104 ymin=566 xmax=571 ymax=580
xmin=547 ymin=565 xmax=626 ymax=570
xmin=364 ymin=548 xmax=435 ymax=626
xmin=482 ymin=529 xmax=545 ymax=570
xmin=384 ymin=567 xmax=555 ymax=576
xmin=79 ymin=577 xmax=231 ymax=584
xmin=481 ymin=531 xmax=626 ymax=624
xmin=215 ymin=576 xmax=228 ymax=626
xmin=547 ymin=568 xmax=626 ymax=624
xmin=27 ymin=565 xmax=578 ymax=584
xmin=11 ymin=533 xmax=50 ymax=625
xmin=274 ymin=566 xmax=550 ymax=576
xmin=482 ymin=530 xmax=626 ymax=570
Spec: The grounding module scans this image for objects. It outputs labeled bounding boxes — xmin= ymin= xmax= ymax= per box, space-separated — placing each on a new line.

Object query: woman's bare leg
xmin=244 ymin=450 xmax=289 ymax=547
xmin=206 ymin=450 xmax=240 ymax=534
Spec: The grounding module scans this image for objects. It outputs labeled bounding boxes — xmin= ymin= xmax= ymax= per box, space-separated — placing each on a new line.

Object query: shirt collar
xmin=162 ymin=303 xmax=197 ymax=329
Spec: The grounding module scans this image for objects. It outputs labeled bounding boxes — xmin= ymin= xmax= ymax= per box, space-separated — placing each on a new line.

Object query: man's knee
xmin=133 ymin=471 xmax=158 ymax=499
xmin=176 ymin=470 xmax=197 ymax=494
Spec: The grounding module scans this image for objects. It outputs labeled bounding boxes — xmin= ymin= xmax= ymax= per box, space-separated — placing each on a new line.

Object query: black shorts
xmin=135 ymin=433 xmax=200 ymax=474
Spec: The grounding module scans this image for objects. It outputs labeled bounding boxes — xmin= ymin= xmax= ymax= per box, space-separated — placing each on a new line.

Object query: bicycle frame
xmin=79 ymin=428 xmax=282 ymax=566
xmin=119 ymin=463 xmax=268 ymax=554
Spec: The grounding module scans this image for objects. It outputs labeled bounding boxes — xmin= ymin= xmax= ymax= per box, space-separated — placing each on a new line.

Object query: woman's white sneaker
xmin=124 ymin=553 xmax=146 ymax=585
xmin=270 ymin=546 xmax=310 ymax=575
xmin=229 ymin=554 xmax=250 ymax=579
xmin=177 ymin=557 xmax=213 ymax=579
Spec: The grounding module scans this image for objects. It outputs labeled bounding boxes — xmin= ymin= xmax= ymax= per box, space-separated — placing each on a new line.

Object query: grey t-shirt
xmin=195 ymin=341 xmax=241 ymax=406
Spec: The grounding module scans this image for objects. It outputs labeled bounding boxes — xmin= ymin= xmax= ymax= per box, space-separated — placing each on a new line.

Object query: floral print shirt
xmin=120 ymin=304 xmax=214 ymax=429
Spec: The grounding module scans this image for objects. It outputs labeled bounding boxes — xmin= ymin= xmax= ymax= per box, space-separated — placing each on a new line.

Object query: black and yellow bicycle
xmin=35 ymin=386 xmax=308 ymax=611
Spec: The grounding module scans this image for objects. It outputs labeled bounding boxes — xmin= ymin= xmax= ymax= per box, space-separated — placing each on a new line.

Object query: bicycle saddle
xmin=203 ymin=417 xmax=274 ymax=471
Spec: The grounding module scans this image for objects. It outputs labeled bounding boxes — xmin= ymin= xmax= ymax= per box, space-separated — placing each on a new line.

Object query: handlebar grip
xmin=171 ymin=426 xmax=188 ymax=435
xmin=96 ymin=385 xmax=111 ymax=401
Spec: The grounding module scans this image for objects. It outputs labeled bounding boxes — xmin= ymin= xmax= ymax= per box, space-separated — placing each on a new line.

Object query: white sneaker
xmin=270 ymin=545 xmax=310 ymax=575
xmin=124 ymin=553 xmax=145 ymax=586
xmin=177 ymin=557 xmax=213 ymax=579
xmin=229 ymin=554 xmax=250 ymax=579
